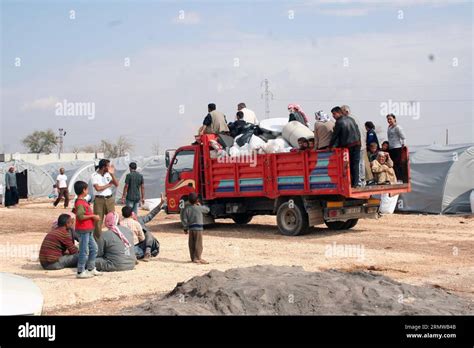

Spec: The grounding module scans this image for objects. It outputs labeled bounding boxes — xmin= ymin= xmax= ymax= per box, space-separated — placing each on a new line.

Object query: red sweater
xmin=39 ymin=226 xmax=78 ymax=265
xmin=74 ymin=199 xmax=95 ymax=231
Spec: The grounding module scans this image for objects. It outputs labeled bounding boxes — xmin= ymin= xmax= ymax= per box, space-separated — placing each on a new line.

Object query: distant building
xmin=0 ymin=153 xmax=104 ymax=165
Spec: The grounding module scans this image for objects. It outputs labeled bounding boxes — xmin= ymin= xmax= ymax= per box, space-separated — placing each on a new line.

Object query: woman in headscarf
xmin=313 ymin=110 xmax=335 ymax=150
xmin=4 ymin=166 xmax=19 ymax=208
xmin=288 ymin=104 xmax=309 ymax=127
xmin=94 ymin=212 xmax=136 ymax=272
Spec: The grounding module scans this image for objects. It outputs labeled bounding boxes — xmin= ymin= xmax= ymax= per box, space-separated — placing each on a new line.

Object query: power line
xmin=261 ymin=78 xmax=274 ymax=119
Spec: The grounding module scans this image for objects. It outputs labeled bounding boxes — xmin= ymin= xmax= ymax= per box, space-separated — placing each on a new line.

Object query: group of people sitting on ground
xmin=39 ymin=180 xmax=164 ymax=277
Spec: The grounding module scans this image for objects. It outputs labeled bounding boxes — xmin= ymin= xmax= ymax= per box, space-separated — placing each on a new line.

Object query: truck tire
xmin=324 ymin=219 xmax=358 ymax=230
xmin=277 ymin=201 xmax=309 ymax=236
xmin=232 ymin=213 xmax=253 ymax=225
xmin=345 ymin=219 xmax=358 ymax=229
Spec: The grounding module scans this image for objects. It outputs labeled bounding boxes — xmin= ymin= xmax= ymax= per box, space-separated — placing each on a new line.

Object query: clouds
xmin=21 ymin=96 xmax=60 ymax=111
xmin=1 ymin=1 xmax=472 ymax=154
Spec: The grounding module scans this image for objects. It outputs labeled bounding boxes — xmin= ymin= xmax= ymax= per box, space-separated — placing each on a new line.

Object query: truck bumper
xmin=323 ymin=205 xmax=379 ymax=222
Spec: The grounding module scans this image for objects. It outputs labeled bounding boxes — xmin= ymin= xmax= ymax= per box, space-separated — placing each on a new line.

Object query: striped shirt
xmin=39 ymin=227 xmax=78 ymax=265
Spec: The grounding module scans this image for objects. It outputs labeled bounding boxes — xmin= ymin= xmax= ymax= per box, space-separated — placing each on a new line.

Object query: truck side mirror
xmin=165 ymin=149 xmax=176 ymax=169
xmin=165 ymin=151 xmax=170 ymax=168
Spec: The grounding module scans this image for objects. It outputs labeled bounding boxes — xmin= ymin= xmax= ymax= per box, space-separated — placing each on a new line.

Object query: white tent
xmin=115 ymin=156 xmax=166 ymax=202
xmin=0 ymin=160 xmax=55 ymax=199
xmin=67 ymin=163 xmax=97 ymax=197
xmin=41 ymin=160 xmax=92 ymax=181
xmin=399 ymin=144 xmax=474 ymax=214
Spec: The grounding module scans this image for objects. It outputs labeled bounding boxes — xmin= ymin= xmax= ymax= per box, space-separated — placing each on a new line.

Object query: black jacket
xmin=228 ymin=120 xmax=249 ymax=138
xmin=329 ymin=116 xmax=361 ymax=148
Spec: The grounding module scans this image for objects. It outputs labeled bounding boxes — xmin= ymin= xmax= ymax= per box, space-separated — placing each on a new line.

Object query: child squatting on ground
xmin=73 ymin=180 xmax=103 ymax=279
xmin=180 ymin=192 xmax=210 ymax=264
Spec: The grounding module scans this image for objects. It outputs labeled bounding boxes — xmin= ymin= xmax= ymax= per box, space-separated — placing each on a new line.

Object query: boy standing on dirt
xmin=73 ymin=181 xmax=102 ymax=279
xmin=180 ymin=192 xmax=210 ymax=264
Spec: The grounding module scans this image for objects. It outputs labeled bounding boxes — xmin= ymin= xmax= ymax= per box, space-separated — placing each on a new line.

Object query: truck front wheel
xmin=324 ymin=219 xmax=358 ymax=230
xmin=232 ymin=213 xmax=253 ymax=225
xmin=277 ymin=201 xmax=309 ymax=236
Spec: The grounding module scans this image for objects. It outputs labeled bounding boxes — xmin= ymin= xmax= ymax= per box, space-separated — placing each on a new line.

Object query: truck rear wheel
xmin=232 ymin=213 xmax=253 ymax=225
xmin=277 ymin=201 xmax=309 ymax=236
xmin=324 ymin=219 xmax=358 ymax=230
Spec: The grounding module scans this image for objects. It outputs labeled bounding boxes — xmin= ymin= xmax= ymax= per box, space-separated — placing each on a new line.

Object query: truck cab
xmin=165 ymin=145 xmax=200 ymax=213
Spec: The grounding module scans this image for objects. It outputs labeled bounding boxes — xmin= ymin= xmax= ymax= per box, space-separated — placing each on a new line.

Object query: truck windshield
xmin=169 ymin=150 xmax=195 ymax=183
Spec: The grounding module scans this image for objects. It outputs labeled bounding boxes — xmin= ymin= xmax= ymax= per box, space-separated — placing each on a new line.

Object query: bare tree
xmin=115 ymin=136 xmax=134 ymax=157
xmin=77 ymin=136 xmax=134 ymax=158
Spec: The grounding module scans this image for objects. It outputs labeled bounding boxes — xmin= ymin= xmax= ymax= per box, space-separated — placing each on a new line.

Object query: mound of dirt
xmin=134 ymin=265 xmax=472 ymax=315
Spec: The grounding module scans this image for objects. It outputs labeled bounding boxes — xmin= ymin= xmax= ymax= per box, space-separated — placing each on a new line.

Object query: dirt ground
xmin=0 ymin=199 xmax=472 ymax=315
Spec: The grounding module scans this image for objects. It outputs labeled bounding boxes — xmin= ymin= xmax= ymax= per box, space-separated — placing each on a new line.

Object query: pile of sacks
xmin=209 ymin=118 xmax=314 ymax=159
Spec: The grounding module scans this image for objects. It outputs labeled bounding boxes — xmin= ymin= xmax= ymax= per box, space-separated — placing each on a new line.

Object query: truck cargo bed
xmin=202 ymin=135 xmax=410 ymax=200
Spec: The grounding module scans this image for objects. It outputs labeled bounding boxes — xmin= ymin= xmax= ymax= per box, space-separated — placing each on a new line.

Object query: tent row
xmin=2 ymin=148 xmax=473 ymax=215
xmin=1 ymin=156 xmax=167 ymax=203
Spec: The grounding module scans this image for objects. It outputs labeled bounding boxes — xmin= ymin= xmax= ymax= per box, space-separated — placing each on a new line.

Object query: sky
xmin=0 ymin=0 xmax=473 ymax=155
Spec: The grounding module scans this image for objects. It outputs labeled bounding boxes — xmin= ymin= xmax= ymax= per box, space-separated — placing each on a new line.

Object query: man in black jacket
xmin=228 ymin=111 xmax=249 ymax=138
xmin=329 ymin=106 xmax=361 ymax=187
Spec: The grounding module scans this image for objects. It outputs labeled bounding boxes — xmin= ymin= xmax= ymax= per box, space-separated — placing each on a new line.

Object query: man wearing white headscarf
xmin=313 ymin=111 xmax=335 ymax=150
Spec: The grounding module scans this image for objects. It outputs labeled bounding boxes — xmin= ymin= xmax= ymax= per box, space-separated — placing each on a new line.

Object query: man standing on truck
xmin=329 ymin=106 xmax=361 ymax=188
xmin=199 ymin=103 xmax=229 ymax=135
xmin=341 ymin=105 xmax=370 ymax=186
xmin=237 ymin=102 xmax=258 ymax=125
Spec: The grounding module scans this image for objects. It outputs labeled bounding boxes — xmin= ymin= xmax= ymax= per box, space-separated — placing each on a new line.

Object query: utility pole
xmin=261 ymin=78 xmax=273 ymax=119
xmin=445 ymin=128 xmax=448 ymax=145
xmin=58 ymin=128 xmax=66 ymax=158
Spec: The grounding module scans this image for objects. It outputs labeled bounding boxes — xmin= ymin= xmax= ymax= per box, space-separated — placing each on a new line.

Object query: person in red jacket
xmin=39 ymin=214 xmax=78 ymax=270
xmin=73 ymin=181 xmax=101 ymax=279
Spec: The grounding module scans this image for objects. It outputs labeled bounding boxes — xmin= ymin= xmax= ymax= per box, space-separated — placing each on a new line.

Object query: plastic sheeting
xmin=398 ymin=144 xmax=474 ymax=214
xmin=115 ymin=156 xmax=167 ymax=202
xmin=0 ymin=160 xmax=55 ymax=198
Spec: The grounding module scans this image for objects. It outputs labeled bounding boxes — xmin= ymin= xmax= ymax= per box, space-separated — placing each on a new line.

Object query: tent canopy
xmin=115 ymin=155 xmax=166 ymax=202
xmin=0 ymin=160 xmax=55 ymax=198
xmin=399 ymin=144 xmax=474 ymax=214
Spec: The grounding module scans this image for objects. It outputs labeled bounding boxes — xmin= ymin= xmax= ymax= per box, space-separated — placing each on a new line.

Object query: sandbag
xmin=379 ymin=193 xmax=399 ymax=214
xmin=229 ymin=146 xmax=240 ymax=157
xmin=282 ymin=121 xmax=314 ymax=147
xmin=263 ymin=138 xmax=291 ymax=154
xmin=249 ymin=135 xmax=266 ymax=151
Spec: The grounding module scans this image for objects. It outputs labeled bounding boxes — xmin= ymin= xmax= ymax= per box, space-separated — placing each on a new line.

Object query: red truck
xmin=165 ymin=134 xmax=410 ymax=236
